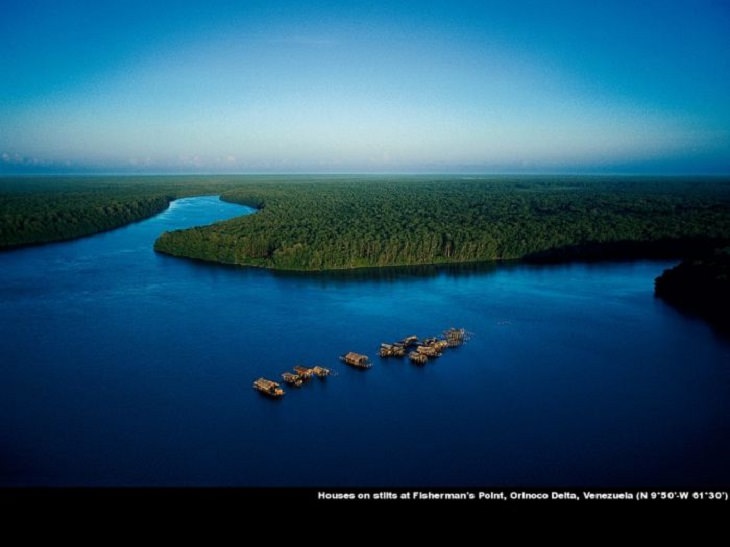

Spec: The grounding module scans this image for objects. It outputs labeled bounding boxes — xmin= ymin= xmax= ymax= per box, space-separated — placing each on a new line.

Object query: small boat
xmin=253 ymin=377 xmax=285 ymax=397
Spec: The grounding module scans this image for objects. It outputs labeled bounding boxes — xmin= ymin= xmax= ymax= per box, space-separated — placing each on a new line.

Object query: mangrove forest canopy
xmin=154 ymin=175 xmax=730 ymax=270
xmin=4 ymin=173 xmax=729 ymax=331
xmin=2 ymin=175 xmax=730 ymax=272
xmin=0 ymin=175 xmax=244 ymax=248
xmin=655 ymin=247 xmax=730 ymax=332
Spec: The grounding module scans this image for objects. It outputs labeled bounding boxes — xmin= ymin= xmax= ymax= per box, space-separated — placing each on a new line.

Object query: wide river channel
xmin=1 ymin=195 xmax=728 ymax=487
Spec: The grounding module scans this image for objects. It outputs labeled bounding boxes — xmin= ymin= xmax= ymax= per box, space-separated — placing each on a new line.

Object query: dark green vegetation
xmin=0 ymin=176 xmax=245 ymax=248
xmin=3 ymin=175 xmax=730 ymax=274
xmin=154 ymin=175 xmax=730 ymax=271
xmin=5 ymin=174 xmax=730 ymax=329
xmin=655 ymin=248 xmax=730 ymax=331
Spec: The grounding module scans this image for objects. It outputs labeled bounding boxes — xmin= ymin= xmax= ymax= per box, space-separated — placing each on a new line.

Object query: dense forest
xmin=3 ymin=175 xmax=730 ymax=273
xmin=5 ymin=174 xmax=729 ymax=330
xmin=153 ymin=176 xmax=730 ymax=271
xmin=655 ymin=247 xmax=730 ymax=331
xmin=0 ymin=176 xmax=245 ymax=248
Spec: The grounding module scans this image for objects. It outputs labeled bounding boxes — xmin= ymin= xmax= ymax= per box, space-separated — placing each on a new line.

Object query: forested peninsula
xmin=655 ymin=248 xmax=730 ymax=331
xmin=153 ymin=176 xmax=730 ymax=270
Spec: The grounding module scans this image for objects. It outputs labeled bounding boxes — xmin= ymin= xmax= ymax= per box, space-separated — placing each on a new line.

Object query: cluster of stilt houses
xmin=253 ymin=365 xmax=331 ymax=397
xmin=379 ymin=328 xmax=467 ymax=365
xmin=253 ymin=327 xmax=469 ymax=398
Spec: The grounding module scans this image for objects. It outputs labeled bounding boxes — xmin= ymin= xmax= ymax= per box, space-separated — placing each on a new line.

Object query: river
xmin=1 ymin=195 xmax=728 ymax=487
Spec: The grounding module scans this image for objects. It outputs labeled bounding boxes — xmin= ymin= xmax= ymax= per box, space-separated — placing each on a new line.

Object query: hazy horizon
xmin=2 ymin=1 xmax=729 ymax=175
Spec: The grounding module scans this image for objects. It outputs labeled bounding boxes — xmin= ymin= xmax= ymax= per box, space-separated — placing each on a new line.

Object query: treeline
xmin=153 ymin=175 xmax=730 ymax=270
xmin=655 ymin=247 xmax=730 ymax=331
xmin=0 ymin=176 xmax=247 ymax=248
xmin=4 ymin=175 xmax=730 ymax=268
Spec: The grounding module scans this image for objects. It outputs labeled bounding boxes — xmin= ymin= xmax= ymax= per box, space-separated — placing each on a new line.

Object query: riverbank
xmin=4 ymin=175 xmax=730 ymax=275
xmin=3 ymin=200 xmax=727 ymax=486
xmin=0 ymin=175 xmax=250 ymax=249
xmin=153 ymin=175 xmax=730 ymax=271
xmin=655 ymin=248 xmax=730 ymax=332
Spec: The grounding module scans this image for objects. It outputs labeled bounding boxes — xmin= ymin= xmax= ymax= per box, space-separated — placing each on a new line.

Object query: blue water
xmin=1 ymin=196 xmax=728 ymax=487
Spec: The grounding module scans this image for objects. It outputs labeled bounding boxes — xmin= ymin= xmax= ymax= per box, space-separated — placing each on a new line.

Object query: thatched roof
xmin=254 ymin=377 xmax=280 ymax=389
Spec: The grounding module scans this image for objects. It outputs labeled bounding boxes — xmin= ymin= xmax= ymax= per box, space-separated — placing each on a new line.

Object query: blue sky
xmin=1 ymin=0 xmax=729 ymax=174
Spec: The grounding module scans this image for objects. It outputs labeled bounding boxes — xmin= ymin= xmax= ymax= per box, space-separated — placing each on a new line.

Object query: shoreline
xmin=654 ymin=249 xmax=730 ymax=334
xmin=0 ymin=198 xmax=175 ymax=252
xmin=153 ymin=231 xmax=722 ymax=274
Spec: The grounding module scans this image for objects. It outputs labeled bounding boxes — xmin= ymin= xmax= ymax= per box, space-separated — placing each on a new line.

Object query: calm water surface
xmin=1 ymin=196 xmax=728 ymax=487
